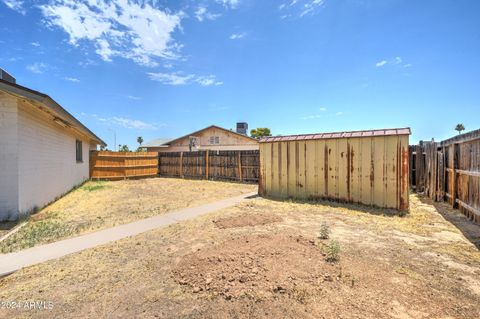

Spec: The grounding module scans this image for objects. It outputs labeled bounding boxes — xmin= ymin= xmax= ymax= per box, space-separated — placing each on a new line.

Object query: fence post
xmin=180 ymin=152 xmax=184 ymax=179
xmin=452 ymin=144 xmax=458 ymax=208
xmin=205 ymin=151 xmax=209 ymax=180
xmin=123 ymin=152 xmax=127 ymax=180
xmin=237 ymin=151 xmax=243 ymax=182
xmin=415 ymin=142 xmax=424 ymax=193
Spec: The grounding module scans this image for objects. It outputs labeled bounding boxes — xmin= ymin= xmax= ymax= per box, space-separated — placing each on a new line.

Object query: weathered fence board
xmin=259 ymin=131 xmax=410 ymax=212
xmin=409 ymin=129 xmax=480 ymax=223
xmin=158 ymin=150 xmax=259 ymax=183
xmin=90 ymin=151 xmax=158 ymax=180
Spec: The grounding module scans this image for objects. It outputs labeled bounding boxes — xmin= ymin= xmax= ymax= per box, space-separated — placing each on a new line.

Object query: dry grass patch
xmin=0 ymin=178 xmax=256 ymax=253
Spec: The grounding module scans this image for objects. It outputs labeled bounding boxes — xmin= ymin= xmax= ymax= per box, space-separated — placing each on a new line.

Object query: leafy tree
xmin=137 ymin=136 xmax=144 ymax=146
xmin=250 ymin=127 xmax=272 ymax=139
xmin=455 ymin=124 xmax=465 ymax=135
xmin=118 ymin=144 xmax=130 ymax=152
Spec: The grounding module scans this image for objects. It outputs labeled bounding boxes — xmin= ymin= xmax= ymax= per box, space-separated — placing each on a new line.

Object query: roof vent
xmin=236 ymin=122 xmax=248 ymax=135
xmin=0 ymin=68 xmax=16 ymax=84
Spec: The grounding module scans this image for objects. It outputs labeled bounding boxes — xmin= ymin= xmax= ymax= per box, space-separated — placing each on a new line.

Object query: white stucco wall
xmin=16 ymin=100 xmax=91 ymax=215
xmin=0 ymin=93 xmax=19 ymax=220
xmin=0 ymin=93 xmax=94 ymax=221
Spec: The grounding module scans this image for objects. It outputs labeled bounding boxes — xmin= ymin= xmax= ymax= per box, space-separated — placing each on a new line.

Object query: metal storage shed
xmin=258 ymin=128 xmax=411 ymax=211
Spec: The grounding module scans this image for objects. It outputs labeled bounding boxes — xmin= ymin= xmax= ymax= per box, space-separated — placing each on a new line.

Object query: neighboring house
xmin=143 ymin=124 xmax=259 ymax=153
xmin=0 ymin=69 xmax=106 ymax=221
xmin=141 ymin=138 xmax=172 ymax=152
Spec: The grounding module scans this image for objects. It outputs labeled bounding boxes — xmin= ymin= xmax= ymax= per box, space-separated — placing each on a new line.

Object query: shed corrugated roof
xmin=259 ymin=127 xmax=411 ymax=143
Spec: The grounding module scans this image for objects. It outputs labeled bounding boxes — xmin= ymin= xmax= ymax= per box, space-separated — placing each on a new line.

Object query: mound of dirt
xmin=172 ymin=234 xmax=345 ymax=301
xmin=213 ymin=214 xmax=282 ymax=229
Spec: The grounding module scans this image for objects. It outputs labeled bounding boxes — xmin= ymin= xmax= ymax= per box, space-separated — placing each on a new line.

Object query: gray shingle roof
xmin=143 ymin=138 xmax=173 ymax=147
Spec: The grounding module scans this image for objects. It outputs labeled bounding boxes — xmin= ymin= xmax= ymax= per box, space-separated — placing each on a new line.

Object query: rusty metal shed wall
xmin=259 ymin=134 xmax=410 ymax=211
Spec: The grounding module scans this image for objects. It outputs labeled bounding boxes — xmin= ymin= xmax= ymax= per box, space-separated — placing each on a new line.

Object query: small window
xmin=76 ymin=140 xmax=83 ymax=163
xmin=209 ymin=136 xmax=215 ymax=144
xmin=215 ymin=136 xmax=220 ymax=144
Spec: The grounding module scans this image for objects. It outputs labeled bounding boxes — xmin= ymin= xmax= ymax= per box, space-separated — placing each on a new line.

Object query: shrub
xmin=325 ymin=240 xmax=340 ymax=262
xmin=319 ymin=222 xmax=330 ymax=240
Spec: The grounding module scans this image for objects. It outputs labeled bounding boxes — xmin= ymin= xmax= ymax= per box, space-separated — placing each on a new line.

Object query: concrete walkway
xmin=0 ymin=192 xmax=257 ymax=277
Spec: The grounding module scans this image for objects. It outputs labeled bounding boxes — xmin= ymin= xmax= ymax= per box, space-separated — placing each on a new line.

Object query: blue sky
xmin=1 ymin=0 xmax=479 ymax=149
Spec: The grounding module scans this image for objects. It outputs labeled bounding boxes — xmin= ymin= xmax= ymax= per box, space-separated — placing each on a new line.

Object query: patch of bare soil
xmin=173 ymin=233 xmax=343 ymax=301
xmin=213 ymin=213 xmax=282 ymax=229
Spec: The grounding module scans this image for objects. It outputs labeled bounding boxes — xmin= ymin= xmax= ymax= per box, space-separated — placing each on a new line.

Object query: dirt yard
xmin=0 ymin=194 xmax=479 ymax=319
xmin=0 ymin=178 xmax=256 ymax=253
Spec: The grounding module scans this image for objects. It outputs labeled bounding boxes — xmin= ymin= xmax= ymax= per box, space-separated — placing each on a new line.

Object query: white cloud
xmin=148 ymin=72 xmax=195 ymax=85
xmin=40 ymin=0 xmax=182 ymax=67
xmin=319 ymin=107 xmax=327 ymax=111
xmin=26 ymin=62 xmax=47 ymax=74
xmin=31 ymin=42 xmax=40 ymax=47
xmin=376 ymin=57 xmax=411 ymax=68
xmin=89 ymin=114 xmax=158 ymax=130
xmin=95 ymin=38 xmax=115 ymax=62
xmin=300 ymin=0 xmax=324 ymax=17
xmin=279 ymin=0 xmax=324 ymax=18
xmin=216 ymin=0 xmax=239 ymax=8
xmin=78 ymin=58 xmax=97 ymax=67
xmin=280 ymin=0 xmax=299 ymax=10
xmin=112 ymin=117 xmax=157 ymax=130
xmin=230 ymin=32 xmax=246 ymax=40
xmin=64 ymin=77 xmax=80 ymax=82
xmin=195 ymin=6 xmax=221 ymax=22
xmin=127 ymin=95 xmax=141 ymax=100
xmin=335 ymin=111 xmax=344 ymax=116
xmin=195 ymin=75 xmax=223 ymax=86
xmin=148 ymin=72 xmax=222 ymax=86
xmin=2 ymin=0 xmax=25 ymax=14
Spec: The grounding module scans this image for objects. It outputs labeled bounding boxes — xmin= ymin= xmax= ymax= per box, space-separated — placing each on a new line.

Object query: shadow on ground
xmin=0 ymin=220 xmax=21 ymax=235
xmin=262 ymin=195 xmax=407 ymax=218
xmin=418 ymin=195 xmax=480 ymax=249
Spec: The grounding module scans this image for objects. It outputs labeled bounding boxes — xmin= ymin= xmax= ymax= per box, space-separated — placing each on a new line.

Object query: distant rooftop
xmin=259 ymin=127 xmax=411 ymax=143
xmin=142 ymin=138 xmax=173 ymax=147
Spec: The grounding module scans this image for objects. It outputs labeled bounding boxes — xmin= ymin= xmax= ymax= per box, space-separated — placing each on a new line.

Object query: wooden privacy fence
xmin=90 ymin=151 xmax=159 ymax=180
xmin=409 ymin=129 xmax=480 ymax=223
xmin=158 ymin=150 xmax=259 ymax=183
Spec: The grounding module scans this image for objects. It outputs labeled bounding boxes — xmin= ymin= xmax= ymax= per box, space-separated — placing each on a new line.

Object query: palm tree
xmin=455 ymin=124 xmax=465 ymax=135
xmin=137 ymin=136 xmax=144 ymax=147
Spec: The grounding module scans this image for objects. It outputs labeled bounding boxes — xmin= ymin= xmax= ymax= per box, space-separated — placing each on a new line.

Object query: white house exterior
xmin=0 ymin=71 xmax=105 ymax=221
